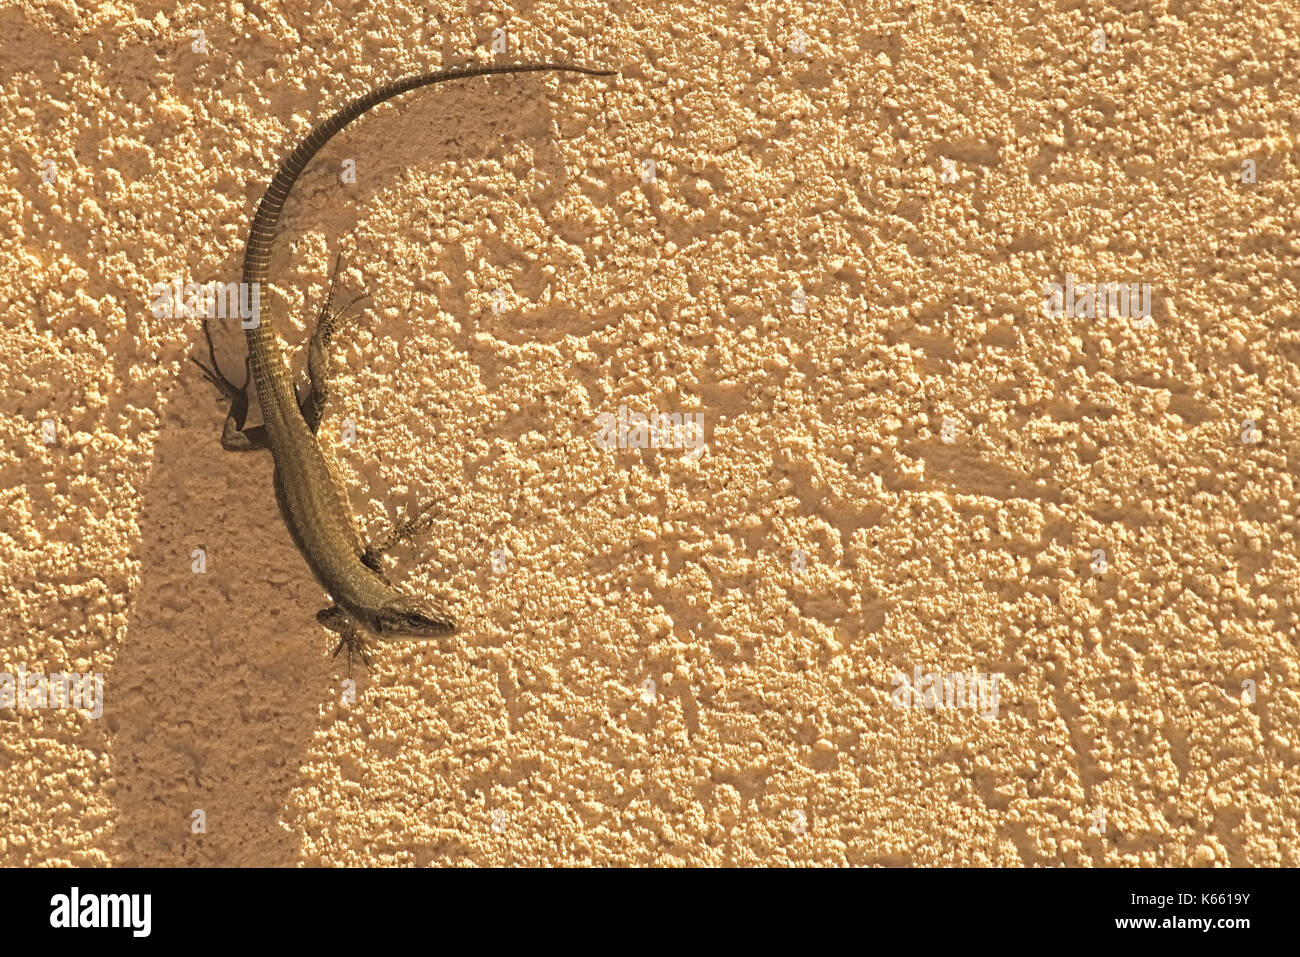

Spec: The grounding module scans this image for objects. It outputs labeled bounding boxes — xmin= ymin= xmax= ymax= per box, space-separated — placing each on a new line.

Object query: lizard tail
xmin=241 ymin=61 xmax=617 ymax=291
xmin=236 ymin=61 xmax=615 ymax=417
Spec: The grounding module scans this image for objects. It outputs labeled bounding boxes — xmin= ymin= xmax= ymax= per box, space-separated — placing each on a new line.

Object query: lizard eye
xmin=380 ymin=604 xmax=454 ymax=636
xmin=407 ymin=611 xmax=454 ymax=633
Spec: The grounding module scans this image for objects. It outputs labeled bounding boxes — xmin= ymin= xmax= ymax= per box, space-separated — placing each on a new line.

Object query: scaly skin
xmin=194 ymin=63 xmax=616 ymax=662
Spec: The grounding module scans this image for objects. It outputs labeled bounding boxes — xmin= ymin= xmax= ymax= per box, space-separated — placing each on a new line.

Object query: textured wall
xmin=0 ymin=0 xmax=1296 ymax=865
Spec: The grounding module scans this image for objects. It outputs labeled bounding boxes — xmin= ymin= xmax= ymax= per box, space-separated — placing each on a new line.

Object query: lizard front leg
xmin=317 ymin=605 xmax=372 ymax=670
xmin=361 ymin=500 xmax=443 ymax=574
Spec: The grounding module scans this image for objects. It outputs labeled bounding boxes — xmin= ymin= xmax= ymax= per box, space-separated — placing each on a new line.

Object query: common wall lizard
xmin=193 ymin=62 xmax=616 ymax=664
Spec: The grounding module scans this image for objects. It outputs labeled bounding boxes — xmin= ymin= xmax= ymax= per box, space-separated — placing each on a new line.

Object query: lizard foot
xmin=300 ymin=251 xmax=372 ymax=433
xmin=191 ymin=315 xmax=250 ymax=401
xmin=319 ymin=606 xmax=373 ymax=670
xmin=362 ymin=500 xmax=443 ymax=572
xmin=331 ymin=633 xmax=372 ymax=672
xmin=193 ymin=347 xmax=266 ymax=451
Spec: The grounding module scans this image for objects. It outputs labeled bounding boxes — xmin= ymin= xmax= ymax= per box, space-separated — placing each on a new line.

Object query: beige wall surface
xmin=0 ymin=1 xmax=1296 ymax=866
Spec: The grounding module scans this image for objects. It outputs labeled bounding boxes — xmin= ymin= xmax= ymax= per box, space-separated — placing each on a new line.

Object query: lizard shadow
xmin=106 ymin=77 xmax=600 ymax=864
xmin=105 ymin=368 xmax=345 ymax=865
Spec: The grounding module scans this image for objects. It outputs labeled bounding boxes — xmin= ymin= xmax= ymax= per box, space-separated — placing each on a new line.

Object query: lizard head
xmin=374 ymin=599 xmax=456 ymax=638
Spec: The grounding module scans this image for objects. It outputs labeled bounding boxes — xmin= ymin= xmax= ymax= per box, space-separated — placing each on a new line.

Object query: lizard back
xmin=235 ymin=62 xmax=615 ymax=631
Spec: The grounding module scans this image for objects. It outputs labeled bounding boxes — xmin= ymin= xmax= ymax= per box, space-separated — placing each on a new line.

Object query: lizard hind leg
xmin=318 ymin=605 xmax=372 ymax=670
xmin=191 ymin=323 xmax=268 ymax=452
xmin=301 ymin=251 xmax=371 ymax=434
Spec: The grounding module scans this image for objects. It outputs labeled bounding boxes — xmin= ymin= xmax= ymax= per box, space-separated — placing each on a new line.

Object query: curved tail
xmin=240 ymin=62 xmax=616 ymax=422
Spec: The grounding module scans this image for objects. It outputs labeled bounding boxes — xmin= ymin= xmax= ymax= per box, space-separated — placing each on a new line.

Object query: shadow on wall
xmin=104 ymin=366 xmax=339 ymax=865
xmin=104 ymin=77 xmax=607 ymax=862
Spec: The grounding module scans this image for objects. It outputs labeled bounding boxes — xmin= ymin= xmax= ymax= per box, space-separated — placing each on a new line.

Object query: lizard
xmin=192 ymin=62 xmax=617 ymax=666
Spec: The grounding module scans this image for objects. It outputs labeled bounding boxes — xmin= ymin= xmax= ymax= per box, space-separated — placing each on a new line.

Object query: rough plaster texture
xmin=0 ymin=1 xmax=1297 ymax=865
